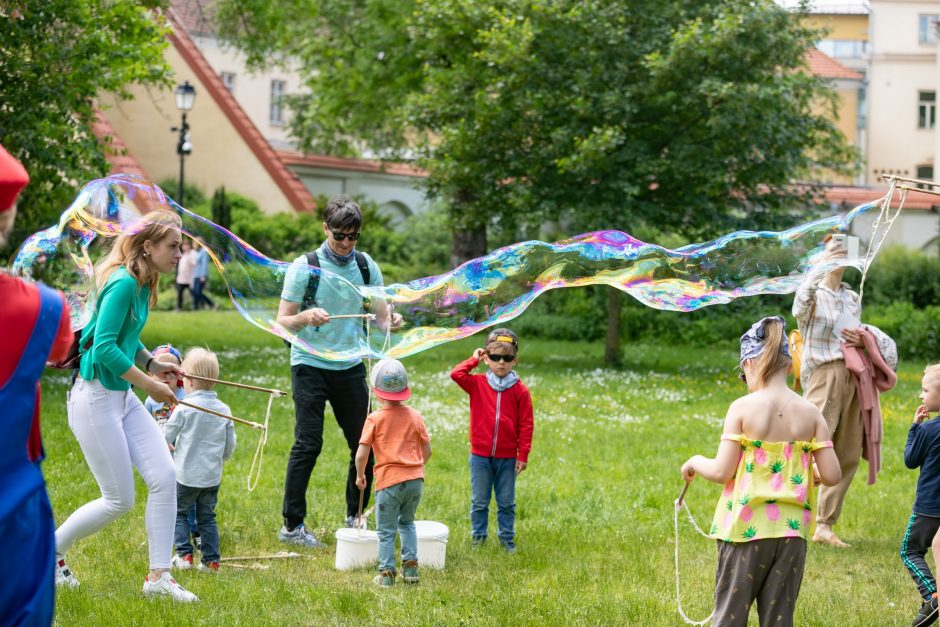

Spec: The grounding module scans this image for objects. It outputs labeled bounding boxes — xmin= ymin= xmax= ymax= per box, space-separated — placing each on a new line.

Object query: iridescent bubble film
xmin=12 ymin=175 xmax=885 ymax=361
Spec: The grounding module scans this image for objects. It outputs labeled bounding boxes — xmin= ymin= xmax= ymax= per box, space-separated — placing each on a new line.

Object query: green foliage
xmin=211 ymin=186 xmax=233 ymax=231
xmin=853 ymin=247 xmax=940 ymax=309
xmin=215 ymin=0 xmax=855 ymax=242
xmin=2 ymin=0 xmax=172 ymax=250
xmin=865 ymin=303 xmax=940 ymax=362
xmin=157 ymin=178 xmax=208 ymax=212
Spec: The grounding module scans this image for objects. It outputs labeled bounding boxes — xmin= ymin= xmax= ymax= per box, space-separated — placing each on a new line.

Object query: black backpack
xmin=284 ymin=250 xmax=371 ymax=348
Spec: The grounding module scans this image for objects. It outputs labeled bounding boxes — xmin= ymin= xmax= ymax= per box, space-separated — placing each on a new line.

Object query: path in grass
xmin=43 ymin=311 xmax=925 ymax=625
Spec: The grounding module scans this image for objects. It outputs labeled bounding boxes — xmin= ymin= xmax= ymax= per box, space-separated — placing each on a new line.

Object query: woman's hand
xmin=149 ymin=359 xmax=184 ymax=385
xmin=146 ymin=379 xmax=178 ymax=406
xmin=840 ymin=327 xmax=864 ymax=348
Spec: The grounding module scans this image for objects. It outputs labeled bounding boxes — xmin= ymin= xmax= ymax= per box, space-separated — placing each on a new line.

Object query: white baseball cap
xmin=369 ymin=359 xmax=410 ymax=401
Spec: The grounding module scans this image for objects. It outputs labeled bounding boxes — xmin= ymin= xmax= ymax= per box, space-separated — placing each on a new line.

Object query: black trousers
xmin=901 ymin=512 xmax=940 ymax=601
xmin=175 ymin=282 xmax=191 ymax=310
xmin=282 ymin=362 xmax=374 ymax=529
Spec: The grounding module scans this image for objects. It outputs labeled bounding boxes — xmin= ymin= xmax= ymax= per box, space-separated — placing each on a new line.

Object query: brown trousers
xmin=804 ymin=360 xmax=862 ymax=526
xmin=713 ymin=537 xmax=807 ymax=627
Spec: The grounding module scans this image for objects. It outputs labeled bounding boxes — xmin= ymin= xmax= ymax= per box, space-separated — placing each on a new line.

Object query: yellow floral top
xmin=709 ymin=435 xmax=833 ymax=543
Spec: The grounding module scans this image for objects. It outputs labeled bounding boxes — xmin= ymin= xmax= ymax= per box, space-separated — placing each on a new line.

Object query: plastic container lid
xmin=335 ymin=528 xmax=378 ymax=544
xmin=414 ymin=520 xmax=449 ymax=541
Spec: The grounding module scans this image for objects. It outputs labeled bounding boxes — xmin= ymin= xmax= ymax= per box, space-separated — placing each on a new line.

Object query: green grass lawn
xmin=43 ymin=311 xmax=928 ymax=625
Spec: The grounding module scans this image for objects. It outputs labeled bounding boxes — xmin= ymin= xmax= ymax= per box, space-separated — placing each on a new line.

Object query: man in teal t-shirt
xmin=275 ymin=196 xmax=401 ymax=548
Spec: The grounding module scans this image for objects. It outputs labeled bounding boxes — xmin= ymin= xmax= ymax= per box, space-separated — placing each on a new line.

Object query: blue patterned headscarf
xmin=740 ymin=316 xmax=789 ymax=363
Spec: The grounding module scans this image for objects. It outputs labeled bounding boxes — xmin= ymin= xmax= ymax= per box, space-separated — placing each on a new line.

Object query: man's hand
xmin=303 ymin=307 xmax=330 ymax=327
xmin=840 ymin=327 xmax=864 ymax=348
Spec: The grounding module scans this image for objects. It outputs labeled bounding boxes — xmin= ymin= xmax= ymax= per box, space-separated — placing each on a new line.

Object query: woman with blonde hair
xmin=54 ymin=211 xmax=198 ymax=602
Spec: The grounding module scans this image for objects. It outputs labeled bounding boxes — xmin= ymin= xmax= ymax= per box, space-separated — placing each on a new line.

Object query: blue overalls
xmin=0 ymin=283 xmax=62 ymax=625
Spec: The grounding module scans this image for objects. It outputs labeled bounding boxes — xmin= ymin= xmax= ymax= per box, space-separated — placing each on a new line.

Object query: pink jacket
xmin=843 ymin=327 xmax=897 ymax=485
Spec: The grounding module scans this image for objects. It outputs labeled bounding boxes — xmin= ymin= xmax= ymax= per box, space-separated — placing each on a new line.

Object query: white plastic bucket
xmin=334 ymin=528 xmax=378 ymax=570
xmin=415 ymin=520 xmax=449 ymax=570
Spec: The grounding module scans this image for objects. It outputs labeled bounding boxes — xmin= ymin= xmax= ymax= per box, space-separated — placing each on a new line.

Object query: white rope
xmin=859 ymin=181 xmax=905 ymax=303
xmin=246 ymin=392 xmax=275 ymax=492
xmin=674 ymin=496 xmax=714 ymax=625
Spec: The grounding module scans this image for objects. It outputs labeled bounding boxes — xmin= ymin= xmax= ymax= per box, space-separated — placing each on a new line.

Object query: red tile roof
xmin=277 ymin=150 xmax=428 ymax=178
xmin=166 ymin=8 xmax=318 ymax=213
xmin=822 ymin=185 xmax=940 ymax=210
xmin=91 ymin=110 xmax=150 ymax=178
xmin=805 ymin=48 xmax=863 ymax=80
xmin=168 ymin=0 xmax=215 ymax=36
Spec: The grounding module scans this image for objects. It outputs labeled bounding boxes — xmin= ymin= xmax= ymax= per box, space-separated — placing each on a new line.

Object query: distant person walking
xmin=191 ymin=236 xmax=215 ymax=310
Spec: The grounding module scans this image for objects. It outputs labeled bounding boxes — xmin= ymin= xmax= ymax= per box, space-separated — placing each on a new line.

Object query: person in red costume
xmin=0 ymin=144 xmax=73 ymax=626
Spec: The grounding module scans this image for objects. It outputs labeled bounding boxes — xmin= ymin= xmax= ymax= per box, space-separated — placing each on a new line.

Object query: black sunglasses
xmin=486 ymin=353 xmax=516 ymax=363
xmin=331 ymin=231 xmax=360 ymax=242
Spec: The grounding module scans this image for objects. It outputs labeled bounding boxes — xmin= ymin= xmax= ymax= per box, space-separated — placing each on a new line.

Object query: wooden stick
xmin=328 ymin=314 xmax=375 ymax=320
xmin=882 ymin=174 xmax=940 ymax=188
xmin=176 ymin=399 xmax=266 ymax=431
xmin=899 ymin=185 xmax=940 ymax=198
xmin=183 ymin=373 xmax=286 ymax=397
xmin=677 ymin=481 xmax=691 ymax=507
xmin=219 ymin=552 xmax=303 ymax=562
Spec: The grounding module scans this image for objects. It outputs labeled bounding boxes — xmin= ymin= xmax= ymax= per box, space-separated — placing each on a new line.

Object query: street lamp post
xmin=171 ymin=81 xmax=196 ymax=206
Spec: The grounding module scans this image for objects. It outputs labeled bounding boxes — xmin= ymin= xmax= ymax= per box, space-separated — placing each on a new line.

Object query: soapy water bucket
xmin=415 ymin=520 xmax=449 ymax=570
xmin=334 ymin=528 xmax=378 ymax=570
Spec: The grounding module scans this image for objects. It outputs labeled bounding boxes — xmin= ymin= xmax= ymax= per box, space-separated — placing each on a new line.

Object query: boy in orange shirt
xmin=355 ymin=359 xmax=432 ymax=588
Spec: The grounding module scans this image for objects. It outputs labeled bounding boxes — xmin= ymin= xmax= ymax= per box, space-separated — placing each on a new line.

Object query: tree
xmin=211 ymin=186 xmax=232 ymax=231
xmin=215 ymin=0 xmax=856 ymax=363
xmin=0 ymin=1 xmax=173 ymax=252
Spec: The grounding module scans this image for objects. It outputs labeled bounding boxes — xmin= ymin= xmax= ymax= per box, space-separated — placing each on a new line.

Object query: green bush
xmin=864 ymin=302 xmax=940 ymax=362
xmin=853 ymin=246 xmax=940 ymax=308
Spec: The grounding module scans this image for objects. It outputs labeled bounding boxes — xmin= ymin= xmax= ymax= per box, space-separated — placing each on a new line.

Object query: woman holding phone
xmin=792 ymin=233 xmax=863 ymax=548
xmin=54 ymin=211 xmax=198 ymax=602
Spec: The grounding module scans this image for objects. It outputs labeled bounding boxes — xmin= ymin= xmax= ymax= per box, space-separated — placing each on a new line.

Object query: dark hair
xmin=485 ymin=328 xmax=519 ymax=355
xmin=323 ymin=196 xmax=362 ymax=231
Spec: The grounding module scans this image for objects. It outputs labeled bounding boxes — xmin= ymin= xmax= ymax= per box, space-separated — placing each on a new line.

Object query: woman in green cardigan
xmin=54 ymin=211 xmax=198 ymax=602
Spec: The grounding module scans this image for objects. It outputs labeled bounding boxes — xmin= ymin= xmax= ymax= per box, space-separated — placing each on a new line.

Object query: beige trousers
xmin=804 ymin=360 xmax=861 ymax=526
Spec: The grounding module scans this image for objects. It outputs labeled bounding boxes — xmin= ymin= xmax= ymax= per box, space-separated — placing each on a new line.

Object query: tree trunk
xmin=450 ymin=223 xmax=488 ymax=266
xmin=604 ymin=287 xmax=623 ymax=367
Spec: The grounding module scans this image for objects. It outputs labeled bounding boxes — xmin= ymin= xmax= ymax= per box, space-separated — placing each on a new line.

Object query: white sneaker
xmin=277 ymin=524 xmax=326 ymax=549
xmin=54 ymin=555 xmax=79 ymax=588
xmin=142 ymin=572 xmax=198 ymax=602
xmin=171 ymin=554 xmax=194 ymax=570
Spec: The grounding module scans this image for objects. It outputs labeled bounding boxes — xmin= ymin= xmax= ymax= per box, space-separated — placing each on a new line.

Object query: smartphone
xmin=830 ymin=234 xmax=859 ymax=261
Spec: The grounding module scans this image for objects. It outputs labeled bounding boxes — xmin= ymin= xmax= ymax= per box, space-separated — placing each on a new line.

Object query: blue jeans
xmin=470 ymin=454 xmax=516 ymax=545
xmin=375 ymin=479 xmax=423 ymax=571
xmin=175 ymin=483 xmax=221 ymax=563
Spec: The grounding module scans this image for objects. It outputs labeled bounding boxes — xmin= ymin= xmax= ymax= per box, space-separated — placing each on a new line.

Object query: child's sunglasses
xmin=331 ymin=230 xmax=360 ymax=241
xmin=486 ymin=353 xmax=516 ymax=363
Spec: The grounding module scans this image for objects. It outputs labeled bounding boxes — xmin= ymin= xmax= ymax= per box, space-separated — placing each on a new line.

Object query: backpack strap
xmin=298 ymin=250 xmax=371 ymax=312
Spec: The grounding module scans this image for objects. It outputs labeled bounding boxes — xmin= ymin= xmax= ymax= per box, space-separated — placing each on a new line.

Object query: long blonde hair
xmin=750 ymin=319 xmax=791 ymax=389
xmin=95 ymin=210 xmax=182 ymax=308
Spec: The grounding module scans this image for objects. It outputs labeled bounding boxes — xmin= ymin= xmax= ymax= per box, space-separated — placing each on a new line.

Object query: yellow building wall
xmin=805 ymin=14 xmax=869 ymax=41
xmin=98 ymin=45 xmax=294 ymax=214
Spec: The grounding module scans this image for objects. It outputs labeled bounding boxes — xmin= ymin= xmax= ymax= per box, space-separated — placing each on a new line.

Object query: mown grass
xmin=43 ymin=311 xmax=927 ymax=625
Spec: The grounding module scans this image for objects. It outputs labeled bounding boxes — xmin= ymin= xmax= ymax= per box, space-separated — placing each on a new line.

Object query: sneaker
xmin=192 ymin=533 xmax=202 ymax=552
xmin=402 ymin=560 xmax=419 ymax=584
xmin=171 ymin=554 xmax=194 ymax=570
xmin=345 ymin=514 xmax=367 ymax=530
xmin=914 ymin=594 xmax=939 ymax=627
xmin=278 ymin=524 xmax=326 ymax=549
xmin=501 ymin=541 xmax=517 ymax=554
xmin=373 ymin=569 xmax=396 ymax=588
xmin=197 ymin=561 xmax=220 ymax=573
xmin=471 ymin=536 xmax=486 ymax=548
xmin=142 ymin=572 xmax=198 ymax=602
xmin=54 ymin=555 xmax=79 ymax=588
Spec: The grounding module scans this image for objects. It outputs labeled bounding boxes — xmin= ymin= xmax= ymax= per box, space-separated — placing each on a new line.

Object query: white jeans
xmin=56 ymin=378 xmax=176 ymax=569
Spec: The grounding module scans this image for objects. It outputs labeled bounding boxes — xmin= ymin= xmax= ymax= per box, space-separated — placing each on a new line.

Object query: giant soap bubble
xmin=13 ymin=175 xmax=886 ymax=361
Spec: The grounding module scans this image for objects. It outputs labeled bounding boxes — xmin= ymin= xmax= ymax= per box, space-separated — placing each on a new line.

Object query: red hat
xmin=0 ymin=145 xmax=29 ymax=212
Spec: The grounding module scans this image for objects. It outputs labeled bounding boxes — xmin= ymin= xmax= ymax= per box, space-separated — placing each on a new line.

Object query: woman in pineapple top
xmin=681 ymin=316 xmax=841 ymax=627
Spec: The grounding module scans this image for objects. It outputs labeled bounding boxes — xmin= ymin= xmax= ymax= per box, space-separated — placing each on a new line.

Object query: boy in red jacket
xmin=451 ymin=328 xmax=534 ymax=552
